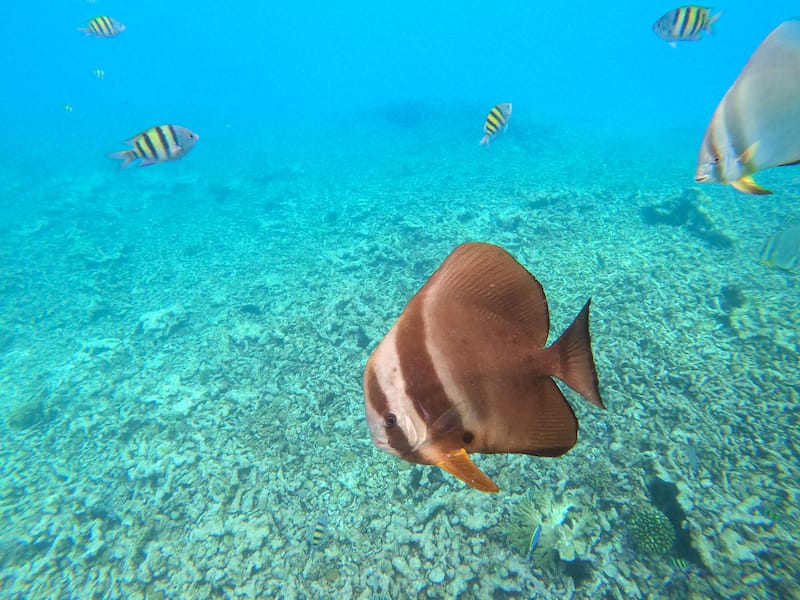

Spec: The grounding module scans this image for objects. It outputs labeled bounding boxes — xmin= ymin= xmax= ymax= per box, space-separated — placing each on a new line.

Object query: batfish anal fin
xmin=548 ymin=299 xmax=604 ymax=409
xmin=436 ymin=448 xmax=499 ymax=493
xmin=731 ymin=175 xmax=772 ymax=195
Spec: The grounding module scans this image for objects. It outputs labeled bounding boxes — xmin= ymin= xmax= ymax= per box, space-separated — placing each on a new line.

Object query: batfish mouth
xmin=695 ymin=173 xmax=710 ymax=183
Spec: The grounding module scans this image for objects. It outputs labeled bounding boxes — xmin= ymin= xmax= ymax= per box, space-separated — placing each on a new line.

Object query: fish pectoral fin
xmin=731 ymin=175 xmax=772 ymax=195
xmin=436 ymin=448 xmax=499 ymax=493
xmin=737 ymin=142 xmax=759 ymax=167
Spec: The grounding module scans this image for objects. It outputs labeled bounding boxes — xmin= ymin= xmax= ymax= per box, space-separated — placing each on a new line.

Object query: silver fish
xmin=760 ymin=220 xmax=800 ymax=270
xmin=695 ymin=20 xmax=800 ymax=195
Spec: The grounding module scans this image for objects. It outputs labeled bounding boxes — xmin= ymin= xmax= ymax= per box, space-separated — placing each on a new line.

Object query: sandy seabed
xmin=1 ymin=120 xmax=798 ymax=599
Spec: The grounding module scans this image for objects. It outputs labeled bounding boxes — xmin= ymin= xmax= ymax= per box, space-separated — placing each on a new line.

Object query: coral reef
xmin=640 ymin=187 xmax=733 ymax=248
xmin=498 ymin=492 xmax=540 ymax=555
xmin=628 ymin=504 xmax=676 ymax=556
xmin=1 ymin=126 xmax=797 ymax=599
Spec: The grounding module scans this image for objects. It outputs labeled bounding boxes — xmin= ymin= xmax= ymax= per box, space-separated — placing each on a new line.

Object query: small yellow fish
xmin=64 ymin=104 xmax=74 ymax=113
xmin=92 ymin=68 xmax=105 ymax=80
xmin=311 ymin=516 xmax=327 ymax=547
xmin=78 ymin=16 xmax=125 ymax=38
xmin=480 ymin=103 xmax=512 ymax=146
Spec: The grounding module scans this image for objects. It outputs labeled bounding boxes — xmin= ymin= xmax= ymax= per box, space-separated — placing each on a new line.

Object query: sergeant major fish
xmin=363 ymin=242 xmax=604 ymax=493
xmin=653 ymin=6 xmax=720 ymax=47
xmin=480 ymin=103 xmax=512 ymax=146
xmin=78 ymin=16 xmax=126 ymax=38
xmin=109 ymin=125 xmax=199 ymax=169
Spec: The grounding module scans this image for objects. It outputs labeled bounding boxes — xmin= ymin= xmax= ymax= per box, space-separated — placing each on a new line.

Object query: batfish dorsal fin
xmin=424 ymin=242 xmax=550 ymax=347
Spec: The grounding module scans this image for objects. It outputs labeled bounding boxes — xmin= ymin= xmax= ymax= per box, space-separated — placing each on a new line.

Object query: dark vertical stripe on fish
xmin=166 ymin=125 xmax=180 ymax=155
xmin=689 ymin=7 xmax=703 ymax=37
xmin=135 ymin=139 xmax=148 ymax=159
xmin=142 ymin=132 xmax=159 ymax=161
xmin=676 ymin=8 xmax=688 ymax=37
xmin=155 ymin=126 xmax=172 ymax=159
xmin=100 ymin=16 xmax=112 ymax=36
xmin=364 ymin=364 xmax=415 ymax=458
xmin=491 ymin=107 xmax=507 ymax=126
xmin=689 ymin=8 xmax=702 ymax=36
xmin=395 ymin=298 xmax=461 ymax=433
xmin=90 ymin=19 xmax=101 ymax=35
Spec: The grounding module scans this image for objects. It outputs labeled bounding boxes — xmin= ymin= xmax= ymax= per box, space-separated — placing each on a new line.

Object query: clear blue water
xmin=1 ymin=2 xmax=799 ymax=599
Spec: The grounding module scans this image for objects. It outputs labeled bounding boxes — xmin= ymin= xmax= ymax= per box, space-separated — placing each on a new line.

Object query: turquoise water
xmin=2 ymin=2 xmax=799 ymax=599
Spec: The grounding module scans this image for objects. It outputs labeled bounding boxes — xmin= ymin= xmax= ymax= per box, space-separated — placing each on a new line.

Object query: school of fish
xmin=72 ymin=13 xmax=199 ymax=167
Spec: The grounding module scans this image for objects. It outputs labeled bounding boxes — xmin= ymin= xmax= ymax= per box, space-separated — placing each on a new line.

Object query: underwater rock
xmin=135 ymin=305 xmax=190 ymax=339
xmin=640 ymin=187 xmax=734 ymax=249
xmin=239 ymin=303 xmax=263 ymax=316
xmin=7 ymin=397 xmax=52 ymax=430
xmin=0 ymin=330 xmax=14 ymax=354
xmin=646 ymin=477 xmax=704 ymax=567
xmin=717 ymin=284 xmax=748 ymax=328
xmin=719 ymin=285 xmax=747 ymax=313
xmin=560 ymin=557 xmax=593 ymax=587
xmin=427 ymin=566 xmax=446 ymax=584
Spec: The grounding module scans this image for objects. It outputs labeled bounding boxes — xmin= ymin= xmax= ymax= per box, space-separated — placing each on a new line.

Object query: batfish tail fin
xmin=548 ymin=299 xmax=604 ymax=409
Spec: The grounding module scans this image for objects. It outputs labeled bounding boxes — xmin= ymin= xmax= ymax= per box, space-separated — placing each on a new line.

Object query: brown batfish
xmin=695 ymin=20 xmax=800 ymax=195
xmin=363 ymin=242 xmax=604 ymax=493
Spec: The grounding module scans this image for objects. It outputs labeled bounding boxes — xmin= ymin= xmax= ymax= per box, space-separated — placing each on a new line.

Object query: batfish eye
xmin=711 ymin=154 xmax=721 ymax=165
xmin=384 ymin=413 xmax=397 ymax=427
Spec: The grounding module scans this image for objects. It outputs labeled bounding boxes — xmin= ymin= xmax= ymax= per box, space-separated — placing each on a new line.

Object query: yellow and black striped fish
xmin=78 ymin=16 xmax=126 ymax=38
xmin=109 ymin=125 xmax=199 ymax=169
xmin=480 ymin=103 xmax=512 ymax=146
xmin=652 ymin=6 xmax=721 ymax=47
xmin=310 ymin=516 xmax=328 ymax=547
xmin=671 ymin=557 xmax=691 ymax=569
